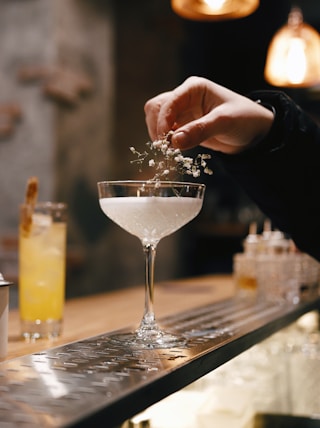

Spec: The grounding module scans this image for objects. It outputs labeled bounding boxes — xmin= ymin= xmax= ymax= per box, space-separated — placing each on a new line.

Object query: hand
xmin=144 ymin=76 xmax=274 ymax=155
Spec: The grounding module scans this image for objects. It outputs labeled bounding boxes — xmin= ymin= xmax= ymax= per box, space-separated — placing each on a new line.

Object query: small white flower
xmin=185 ymin=157 xmax=193 ymax=162
xmin=183 ymin=159 xmax=192 ymax=169
xmin=152 ymin=140 xmax=162 ymax=149
xmin=204 ymin=167 xmax=213 ymax=175
xmin=130 ymin=131 xmax=213 ymax=181
xmin=166 ymin=148 xmax=175 ymax=157
xmin=174 ymin=155 xmax=184 ymax=163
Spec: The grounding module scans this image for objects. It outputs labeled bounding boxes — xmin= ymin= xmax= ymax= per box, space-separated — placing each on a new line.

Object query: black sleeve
xmin=213 ymin=90 xmax=320 ymax=261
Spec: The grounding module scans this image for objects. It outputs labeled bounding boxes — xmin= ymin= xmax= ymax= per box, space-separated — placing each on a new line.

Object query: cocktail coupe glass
xmin=97 ymin=180 xmax=206 ymax=349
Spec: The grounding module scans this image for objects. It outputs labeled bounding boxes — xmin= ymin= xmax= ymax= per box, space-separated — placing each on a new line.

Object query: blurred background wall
xmin=0 ymin=0 xmax=320 ymax=300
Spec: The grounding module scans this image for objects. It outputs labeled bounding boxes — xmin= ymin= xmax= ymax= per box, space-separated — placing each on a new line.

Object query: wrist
xmin=245 ymin=90 xmax=292 ymax=155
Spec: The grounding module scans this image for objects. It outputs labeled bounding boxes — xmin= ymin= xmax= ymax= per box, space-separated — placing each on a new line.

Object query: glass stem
xmin=139 ymin=243 xmax=159 ymax=333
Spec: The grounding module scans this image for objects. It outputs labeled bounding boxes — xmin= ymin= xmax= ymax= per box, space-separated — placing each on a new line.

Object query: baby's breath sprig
xmin=130 ymin=131 xmax=213 ymax=182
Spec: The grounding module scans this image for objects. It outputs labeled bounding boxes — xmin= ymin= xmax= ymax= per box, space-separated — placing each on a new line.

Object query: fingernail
xmin=173 ymin=131 xmax=187 ymax=148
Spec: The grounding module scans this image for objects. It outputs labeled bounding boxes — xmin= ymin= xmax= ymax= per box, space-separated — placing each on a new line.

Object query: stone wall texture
xmin=0 ymin=0 xmax=183 ymax=298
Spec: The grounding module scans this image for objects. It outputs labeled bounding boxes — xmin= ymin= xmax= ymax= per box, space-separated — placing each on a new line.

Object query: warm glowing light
xmin=203 ymin=0 xmax=226 ymax=11
xmin=265 ymin=7 xmax=320 ymax=87
xmin=286 ymin=38 xmax=307 ymax=84
xmin=171 ymin=0 xmax=259 ymax=21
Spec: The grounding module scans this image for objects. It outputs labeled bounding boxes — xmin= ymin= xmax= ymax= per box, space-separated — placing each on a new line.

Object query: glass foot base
xmin=108 ymin=330 xmax=187 ymax=349
xmin=21 ymin=319 xmax=62 ymax=340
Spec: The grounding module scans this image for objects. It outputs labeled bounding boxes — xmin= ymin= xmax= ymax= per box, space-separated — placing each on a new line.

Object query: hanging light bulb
xmin=264 ymin=7 xmax=320 ymax=87
xmin=171 ymin=0 xmax=259 ymax=21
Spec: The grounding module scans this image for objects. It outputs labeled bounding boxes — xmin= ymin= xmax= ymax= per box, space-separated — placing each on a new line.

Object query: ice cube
xmin=31 ymin=213 xmax=52 ymax=235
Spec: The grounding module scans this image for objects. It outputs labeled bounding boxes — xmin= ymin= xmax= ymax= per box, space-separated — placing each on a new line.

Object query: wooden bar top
xmin=7 ymin=274 xmax=235 ymax=361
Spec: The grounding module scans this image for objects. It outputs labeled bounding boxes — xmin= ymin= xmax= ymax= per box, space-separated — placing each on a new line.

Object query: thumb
xmin=171 ymin=118 xmax=215 ymax=150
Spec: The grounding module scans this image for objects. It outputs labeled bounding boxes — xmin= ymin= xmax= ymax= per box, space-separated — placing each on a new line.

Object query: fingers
xmin=170 ymin=112 xmax=222 ymax=151
xmin=144 ymin=76 xmax=274 ymax=156
xmin=144 ymin=94 xmax=215 ymax=150
xmin=144 ymin=76 xmax=225 ymax=142
xmin=144 ymin=92 xmax=172 ymax=141
xmin=169 ymin=102 xmax=246 ymax=153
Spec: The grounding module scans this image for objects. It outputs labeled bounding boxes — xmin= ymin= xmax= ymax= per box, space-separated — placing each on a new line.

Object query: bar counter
xmin=7 ymin=274 xmax=235 ymax=361
xmin=3 ymin=274 xmax=320 ymax=427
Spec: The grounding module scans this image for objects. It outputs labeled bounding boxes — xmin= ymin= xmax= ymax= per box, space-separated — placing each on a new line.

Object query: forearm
xmin=214 ymin=91 xmax=320 ymax=260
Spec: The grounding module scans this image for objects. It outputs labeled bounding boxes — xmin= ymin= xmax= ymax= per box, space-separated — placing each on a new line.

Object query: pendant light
xmin=264 ymin=6 xmax=320 ymax=88
xmin=171 ymin=0 xmax=259 ymax=21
